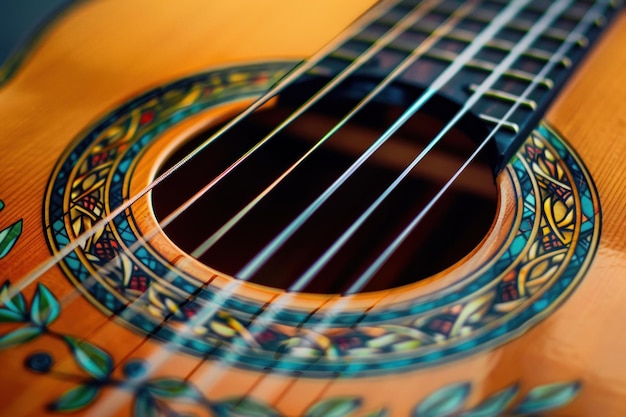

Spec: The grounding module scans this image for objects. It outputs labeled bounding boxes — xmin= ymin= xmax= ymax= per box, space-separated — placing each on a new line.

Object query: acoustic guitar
xmin=1 ymin=0 xmax=625 ymax=415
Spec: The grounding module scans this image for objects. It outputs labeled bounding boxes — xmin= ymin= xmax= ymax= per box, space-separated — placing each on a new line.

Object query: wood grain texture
xmin=0 ymin=1 xmax=624 ymax=416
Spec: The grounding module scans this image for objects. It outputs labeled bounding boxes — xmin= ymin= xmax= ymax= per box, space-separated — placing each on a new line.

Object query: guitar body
xmin=1 ymin=1 xmax=625 ymax=416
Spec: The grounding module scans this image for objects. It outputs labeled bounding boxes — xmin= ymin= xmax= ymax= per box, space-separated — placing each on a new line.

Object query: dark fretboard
xmin=301 ymin=0 xmax=621 ymax=169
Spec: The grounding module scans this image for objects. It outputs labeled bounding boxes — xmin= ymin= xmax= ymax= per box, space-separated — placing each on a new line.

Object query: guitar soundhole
xmin=153 ymin=81 xmax=497 ymax=293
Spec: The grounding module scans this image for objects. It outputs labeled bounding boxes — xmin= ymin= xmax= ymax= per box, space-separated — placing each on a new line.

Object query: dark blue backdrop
xmin=0 ymin=0 xmax=77 ymax=67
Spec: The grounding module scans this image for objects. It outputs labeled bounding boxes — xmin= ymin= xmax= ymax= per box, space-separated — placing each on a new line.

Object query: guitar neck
xmin=297 ymin=0 xmax=621 ymax=169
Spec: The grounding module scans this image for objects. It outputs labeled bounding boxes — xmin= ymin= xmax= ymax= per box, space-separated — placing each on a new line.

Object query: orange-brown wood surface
xmin=0 ymin=1 xmax=625 ymax=416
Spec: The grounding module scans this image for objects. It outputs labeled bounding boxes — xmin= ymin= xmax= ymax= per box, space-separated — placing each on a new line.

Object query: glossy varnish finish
xmin=0 ymin=1 xmax=625 ymax=416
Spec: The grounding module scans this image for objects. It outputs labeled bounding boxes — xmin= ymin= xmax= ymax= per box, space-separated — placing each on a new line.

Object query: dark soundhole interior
xmin=153 ymin=79 xmax=497 ymax=294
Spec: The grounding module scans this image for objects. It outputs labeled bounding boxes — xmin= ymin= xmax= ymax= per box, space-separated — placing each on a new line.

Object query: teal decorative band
xmin=44 ymin=63 xmax=601 ymax=376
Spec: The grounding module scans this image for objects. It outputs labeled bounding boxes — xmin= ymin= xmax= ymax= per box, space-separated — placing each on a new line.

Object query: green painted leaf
xmin=30 ymin=283 xmax=61 ymax=326
xmin=214 ymin=397 xmax=280 ymax=417
xmin=146 ymin=378 xmax=201 ymax=400
xmin=48 ymin=384 xmax=100 ymax=412
xmin=413 ymin=382 xmax=470 ymax=417
xmin=0 ymin=281 xmax=27 ymax=319
xmin=0 ymin=200 xmax=4 ymax=211
xmin=0 ymin=307 xmax=25 ymax=322
xmin=134 ymin=392 xmax=157 ymax=417
xmin=514 ymin=382 xmax=580 ymax=414
xmin=63 ymin=336 xmax=113 ymax=379
xmin=0 ymin=219 xmax=22 ymax=259
xmin=304 ymin=397 xmax=362 ymax=417
xmin=461 ymin=385 xmax=518 ymax=417
xmin=0 ymin=325 xmax=42 ymax=348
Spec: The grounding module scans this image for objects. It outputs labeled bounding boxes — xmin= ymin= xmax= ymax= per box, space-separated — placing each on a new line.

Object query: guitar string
xmin=188 ymin=0 xmax=592 ymax=401
xmin=233 ymin=0 xmax=536 ymax=281
xmin=0 ymin=1 xmax=468 ymax=412
xmin=4 ymin=0 xmax=596 ymax=412
xmin=82 ymin=1 xmax=528 ymax=414
xmin=8 ymin=0 xmax=450 ymax=326
xmin=2 ymin=0 xmax=401 ymax=301
xmin=78 ymin=0 xmax=564 ymax=412
xmin=50 ymin=0 xmax=624 ymax=410
xmin=152 ymin=0 xmax=510 ymax=359
xmin=50 ymin=0 xmax=616 ymax=412
xmin=44 ymin=0 xmax=443 ymax=322
xmin=0 ymin=0 xmax=608 ymax=412
xmin=295 ymin=2 xmax=611 ymax=406
xmin=228 ymin=2 xmax=610 ymax=409
xmin=124 ymin=0 xmax=526 ymax=356
xmin=13 ymin=0 xmax=600 ymax=412
xmin=5 ymin=6 xmax=459 ymax=402
xmin=68 ymin=3 xmax=471 ymax=390
xmin=186 ymin=0 xmax=482 ymax=281
xmin=296 ymin=0 xmax=608 ymax=333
